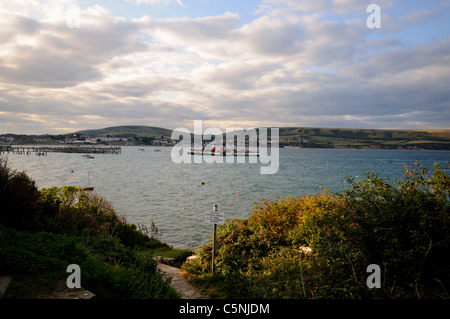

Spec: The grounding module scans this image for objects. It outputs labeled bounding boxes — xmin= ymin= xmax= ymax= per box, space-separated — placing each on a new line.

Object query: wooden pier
xmin=0 ymin=146 xmax=121 ymax=155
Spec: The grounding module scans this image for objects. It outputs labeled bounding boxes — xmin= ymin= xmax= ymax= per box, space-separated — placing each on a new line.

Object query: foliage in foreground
xmin=0 ymin=225 xmax=179 ymax=299
xmin=0 ymin=157 xmax=179 ymax=299
xmin=183 ymin=162 xmax=450 ymax=299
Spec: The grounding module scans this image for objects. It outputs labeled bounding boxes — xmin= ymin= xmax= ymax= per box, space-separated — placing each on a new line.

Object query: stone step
xmin=157 ymin=262 xmax=208 ymax=299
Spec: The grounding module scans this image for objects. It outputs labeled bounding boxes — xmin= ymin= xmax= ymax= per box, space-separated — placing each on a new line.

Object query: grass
xmin=0 ymin=224 xmax=182 ymax=299
xmin=3 ymin=273 xmax=65 ymax=299
xmin=139 ymin=246 xmax=194 ymax=268
xmin=76 ymin=126 xmax=173 ymax=139
xmin=278 ymin=127 xmax=450 ymax=149
xmin=184 ymin=273 xmax=251 ymax=299
xmin=0 ymin=157 xmax=187 ymax=299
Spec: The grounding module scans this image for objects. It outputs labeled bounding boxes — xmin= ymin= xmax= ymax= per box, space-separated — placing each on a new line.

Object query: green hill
xmin=75 ymin=125 xmax=173 ymax=139
xmin=71 ymin=125 xmax=450 ymax=150
xmin=277 ymin=127 xmax=450 ymax=150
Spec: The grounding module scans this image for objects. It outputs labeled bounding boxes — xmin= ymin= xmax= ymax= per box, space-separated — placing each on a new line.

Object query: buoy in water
xmin=201 ymin=181 xmax=205 ymax=185
xmin=237 ymin=191 xmax=240 ymax=194
xmin=71 ymin=170 xmax=74 ymax=173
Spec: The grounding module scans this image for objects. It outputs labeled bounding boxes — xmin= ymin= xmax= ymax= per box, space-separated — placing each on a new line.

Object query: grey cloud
xmin=99 ymin=76 xmax=193 ymax=98
xmin=236 ymin=17 xmax=304 ymax=56
xmin=136 ymin=12 xmax=241 ymax=42
xmin=0 ymin=13 xmax=40 ymax=42
xmin=0 ymin=48 xmax=102 ymax=88
xmin=137 ymin=12 xmax=305 ymax=58
xmin=0 ymin=10 xmax=147 ymax=88
xmin=298 ymin=18 xmax=367 ymax=66
xmin=258 ymin=0 xmax=394 ymax=15
xmin=1 ymin=2 xmax=449 ymax=134
xmin=200 ymin=61 xmax=280 ymax=90
xmin=14 ymin=15 xmax=41 ymax=34
xmin=343 ymin=38 xmax=450 ymax=79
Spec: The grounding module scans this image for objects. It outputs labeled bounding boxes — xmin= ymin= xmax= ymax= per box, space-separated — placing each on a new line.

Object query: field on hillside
xmin=278 ymin=127 xmax=450 ymax=150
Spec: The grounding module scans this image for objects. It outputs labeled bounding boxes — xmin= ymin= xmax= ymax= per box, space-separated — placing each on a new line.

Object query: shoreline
xmin=2 ymin=143 xmax=450 ymax=151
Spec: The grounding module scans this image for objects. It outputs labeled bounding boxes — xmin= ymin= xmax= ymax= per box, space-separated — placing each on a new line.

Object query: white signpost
xmin=206 ymin=204 xmax=225 ymax=274
xmin=205 ymin=210 xmax=225 ymax=225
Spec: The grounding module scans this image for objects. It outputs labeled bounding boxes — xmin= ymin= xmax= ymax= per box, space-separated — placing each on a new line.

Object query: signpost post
xmin=212 ymin=205 xmax=217 ymax=274
xmin=205 ymin=204 xmax=224 ymax=274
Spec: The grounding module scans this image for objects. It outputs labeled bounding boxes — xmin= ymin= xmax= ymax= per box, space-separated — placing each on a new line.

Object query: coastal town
xmin=0 ymin=133 xmax=175 ymax=147
xmin=0 ymin=132 xmax=308 ymax=148
xmin=1 ymin=126 xmax=449 ymax=150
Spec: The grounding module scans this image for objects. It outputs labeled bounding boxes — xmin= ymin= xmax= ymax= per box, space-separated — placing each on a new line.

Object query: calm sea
xmin=3 ymin=147 xmax=450 ymax=249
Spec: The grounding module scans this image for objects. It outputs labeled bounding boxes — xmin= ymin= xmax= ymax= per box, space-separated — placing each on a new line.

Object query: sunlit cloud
xmin=0 ymin=0 xmax=449 ymax=134
xmin=125 ymin=0 xmax=187 ymax=7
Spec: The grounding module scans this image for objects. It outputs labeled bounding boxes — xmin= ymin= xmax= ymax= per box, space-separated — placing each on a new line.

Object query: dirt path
xmin=0 ymin=276 xmax=12 ymax=299
xmin=1 ymin=263 xmax=207 ymax=300
xmin=157 ymin=262 xmax=208 ymax=299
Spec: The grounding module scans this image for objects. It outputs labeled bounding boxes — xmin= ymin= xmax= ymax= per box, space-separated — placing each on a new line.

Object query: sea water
xmin=3 ymin=147 xmax=449 ymax=249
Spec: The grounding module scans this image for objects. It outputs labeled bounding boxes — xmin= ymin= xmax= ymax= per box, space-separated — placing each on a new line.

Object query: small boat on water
xmin=82 ymin=172 xmax=94 ymax=191
xmin=154 ymin=149 xmax=161 ymax=152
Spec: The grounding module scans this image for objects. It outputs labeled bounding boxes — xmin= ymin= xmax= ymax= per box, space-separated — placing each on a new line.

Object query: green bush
xmin=0 ymin=224 xmax=180 ymax=298
xmin=38 ymin=186 xmax=124 ymax=235
xmin=36 ymin=185 xmax=166 ymax=248
xmin=332 ymin=162 xmax=450 ymax=298
xmin=184 ymin=162 xmax=450 ymax=299
xmin=0 ymin=158 xmax=179 ymax=298
xmin=0 ymin=158 xmax=40 ymax=229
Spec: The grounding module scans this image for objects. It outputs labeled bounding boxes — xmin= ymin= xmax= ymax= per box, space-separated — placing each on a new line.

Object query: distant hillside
xmin=69 ymin=125 xmax=450 ymax=150
xmin=277 ymin=127 xmax=450 ymax=150
xmin=75 ymin=126 xmax=173 ymax=139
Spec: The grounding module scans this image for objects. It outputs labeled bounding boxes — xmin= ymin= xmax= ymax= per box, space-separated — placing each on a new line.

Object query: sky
xmin=0 ymin=0 xmax=449 ymax=135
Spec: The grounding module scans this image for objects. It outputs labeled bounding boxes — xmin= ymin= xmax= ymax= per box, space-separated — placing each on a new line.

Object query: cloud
xmin=0 ymin=0 xmax=449 ymax=134
xmin=399 ymin=9 xmax=441 ymax=25
xmin=257 ymin=0 xmax=394 ymax=15
xmin=0 ymin=5 xmax=147 ymax=88
xmin=125 ymin=0 xmax=187 ymax=7
xmin=342 ymin=38 xmax=450 ymax=79
xmin=135 ymin=12 xmax=240 ymax=47
xmin=235 ymin=15 xmax=304 ymax=57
